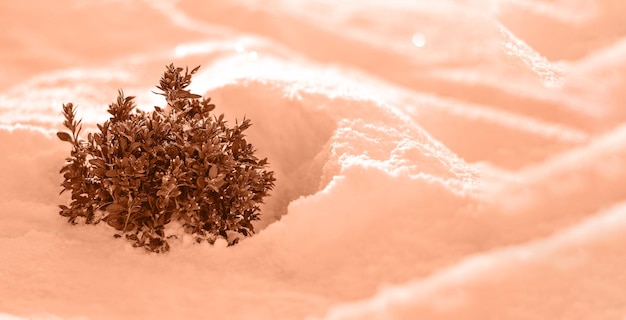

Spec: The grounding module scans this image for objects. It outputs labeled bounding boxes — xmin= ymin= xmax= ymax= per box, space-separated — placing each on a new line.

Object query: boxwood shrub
xmin=57 ymin=64 xmax=275 ymax=252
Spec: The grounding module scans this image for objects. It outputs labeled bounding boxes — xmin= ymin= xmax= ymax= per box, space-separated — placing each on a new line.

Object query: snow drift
xmin=1 ymin=0 xmax=625 ymax=319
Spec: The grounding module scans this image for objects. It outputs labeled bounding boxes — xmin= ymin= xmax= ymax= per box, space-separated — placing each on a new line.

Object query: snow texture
xmin=1 ymin=0 xmax=625 ymax=319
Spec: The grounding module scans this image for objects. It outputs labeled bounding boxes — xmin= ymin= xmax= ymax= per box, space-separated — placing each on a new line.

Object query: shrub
xmin=57 ymin=64 xmax=276 ymax=252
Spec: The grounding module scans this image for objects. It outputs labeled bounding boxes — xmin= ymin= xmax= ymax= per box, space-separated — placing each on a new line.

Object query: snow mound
xmin=1 ymin=0 xmax=626 ymax=319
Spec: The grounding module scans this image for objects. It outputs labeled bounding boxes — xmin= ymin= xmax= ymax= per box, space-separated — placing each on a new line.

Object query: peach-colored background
xmin=1 ymin=1 xmax=625 ymax=319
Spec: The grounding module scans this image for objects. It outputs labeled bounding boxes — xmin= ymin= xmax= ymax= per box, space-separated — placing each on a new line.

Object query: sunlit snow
xmin=1 ymin=0 xmax=625 ymax=319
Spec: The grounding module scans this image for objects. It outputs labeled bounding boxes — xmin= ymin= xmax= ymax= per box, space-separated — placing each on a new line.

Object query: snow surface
xmin=1 ymin=0 xmax=626 ymax=319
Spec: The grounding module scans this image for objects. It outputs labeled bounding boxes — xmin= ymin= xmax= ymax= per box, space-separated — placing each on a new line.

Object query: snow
xmin=1 ymin=0 xmax=625 ymax=319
